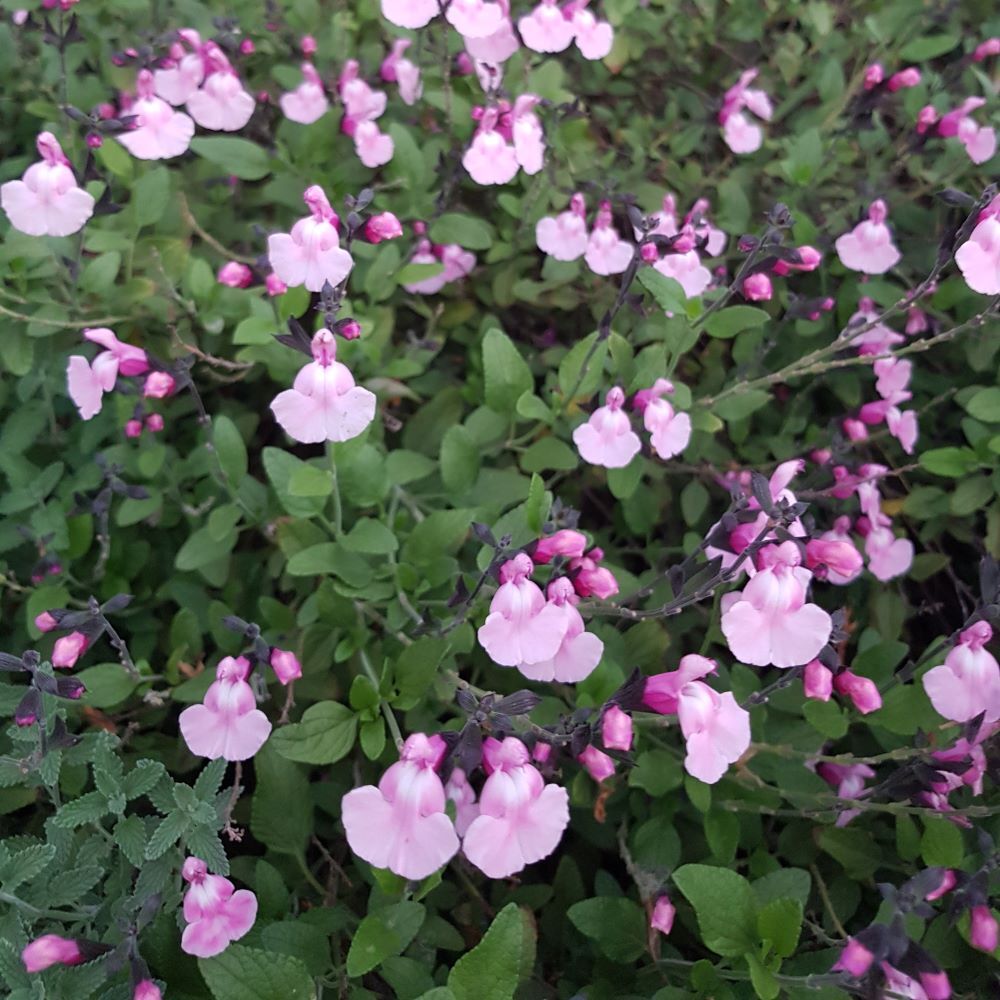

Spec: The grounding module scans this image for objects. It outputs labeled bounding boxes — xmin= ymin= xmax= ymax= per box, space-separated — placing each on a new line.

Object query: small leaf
xmin=672 ymin=864 xmax=757 ymax=957
xmin=449 ymin=903 xmax=534 ymax=1000
xmin=270 ymin=701 xmax=358 ymax=765
xmin=199 ymin=945 xmax=315 ymax=1000
xmin=190 ymin=137 xmax=272 ymax=181
xmin=346 ymin=902 xmax=426 ymax=978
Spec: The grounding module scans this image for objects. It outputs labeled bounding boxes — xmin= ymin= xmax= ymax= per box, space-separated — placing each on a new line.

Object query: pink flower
xmin=134 ymin=980 xmax=163 ymax=1000
xmin=268 ymin=184 xmax=353 ymax=292
xmin=565 ymin=546 xmax=616 ymax=599
xmin=462 ymin=737 xmax=569 ymax=878
xmin=364 ymin=211 xmax=403 ymax=244
xmin=217 ymin=261 xmax=252 ymax=288
xmin=653 ymin=249 xmax=712 ymax=298
xmin=178 ymin=656 xmax=272 ymax=761
xmin=722 ymin=111 xmax=764 ymax=154
xmin=464 ymin=18 xmax=520 ymax=66
xmin=923 ymin=622 xmax=1000 ymax=724
xmin=848 ymin=297 xmax=905 ymax=354
xmin=601 ymin=704 xmax=633 ymax=751
xmin=271 ymin=329 xmax=376 ymax=444
xmin=463 ymin=108 xmax=519 ymax=185
xmin=805 ymin=535 xmax=863 ymax=584
xmin=578 ymin=744 xmax=615 ymax=782
xmin=864 ymin=524 xmax=913 ymax=581
xmin=154 ymin=36 xmax=206 ymax=105
xmin=833 ymin=670 xmax=882 ymax=714
xmin=926 ymin=869 xmax=957 ymax=901
xmin=973 ymin=38 xmax=1000 ymax=61
xmin=146 ymin=413 xmax=165 ymax=432
xmin=919 ymin=971 xmax=951 ymax=999
xmin=832 ymin=938 xmax=875 ymax=976
xmin=125 ymin=419 xmax=143 ymax=438
xmin=512 ymin=95 xmax=545 ymax=175
xmin=52 ymin=631 xmax=90 ymax=669
xmin=641 ymin=654 xmax=716 ymax=714
xmin=269 ymin=648 xmax=302 ymax=685
xmin=1 ymin=131 xmax=95 ymax=236
xmin=519 ymin=0 xmax=575 ymax=53
xmin=381 ymin=0 xmax=438 ymax=29
xmin=742 ymin=272 xmax=773 ymax=301
xmin=803 ymin=659 xmax=833 ymax=701
xmin=771 ymin=244 xmax=821 ymax=275
xmin=22 ymin=935 xmax=84 ymax=973
xmin=477 ymin=553 xmax=568 ymax=668
xmin=354 ymin=120 xmax=394 ymax=168
xmin=35 ymin=611 xmax=59 ymax=633
xmin=532 ymin=528 xmax=588 ymax=564
xmin=863 ymin=63 xmax=884 ymax=90
xmin=339 ymin=61 xmax=387 ymax=128
xmin=970 ymin=906 xmax=999 ymax=953
xmin=835 ymin=199 xmax=902 ymax=275
xmin=719 ymin=68 xmax=772 ymax=154
xmin=722 ymin=542 xmax=832 ymax=668
xmin=584 ymin=201 xmax=633 ymax=275
xmin=887 ymin=67 xmax=921 ymax=91
xmin=640 ymin=378 xmax=691 ymax=460
xmin=444 ymin=766 xmax=480 ymax=836
xmin=265 ymin=272 xmax=287 ymax=296
xmin=651 ymin=895 xmax=675 ymax=935
xmin=144 ymin=371 xmax=175 ymax=398
xmin=446 ymin=0 xmax=505 ymax=38
xmin=342 ymin=733 xmax=459 ymax=879
xmin=938 ymin=98 xmax=996 ymax=164
xmin=279 ymin=63 xmax=329 ymax=124
xmin=571 ymin=7 xmax=613 ymax=60
xmin=517 ymin=577 xmax=603 ymax=683
xmin=886 ymin=408 xmax=918 ymax=454
xmin=573 ymin=386 xmax=642 ymax=468
xmin=917 ymin=104 xmax=939 ymax=134
xmin=955 ymin=215 xmax=1000 ymax=295
xmin=180 ymin=856 xmax=258 ymax=958
xmin=381 ymin=40 xmax=422 ymax=105
xmin=300 ymin=35 xmax=318 ymax=56
xmin=677 ymin=678 xmax=751 ymax=784
xmin=118 ymin=70 xmax=195 ymax=160
xmin=186 ymin=54 xmax=255 ymax=131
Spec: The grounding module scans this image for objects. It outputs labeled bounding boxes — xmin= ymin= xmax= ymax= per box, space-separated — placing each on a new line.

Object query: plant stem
xmin=327 ymin=443 xmax=343 ymax=539
xmin=358 ymin=639 xmax=403 ymax=751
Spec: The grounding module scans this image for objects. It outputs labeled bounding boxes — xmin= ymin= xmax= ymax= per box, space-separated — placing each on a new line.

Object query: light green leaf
xmin=483 ymin=329 xmax=533 ymax=414
xmin=346 ymin=902 xmax=426 ymax=978
xmin=672 ymin=864 xmax=757 ymax=957
xmin=269 ymin=701 xmax=358 ymax=765
xmin=214 ymin=416 xmax=248 ymax=485
xmin=199 ymin=945 xmax=315 ymax=1000
xmin=191 ymin=137 xmax=272 ymax=180
xmin=449 ymin=903 xmax=534 ymax=1000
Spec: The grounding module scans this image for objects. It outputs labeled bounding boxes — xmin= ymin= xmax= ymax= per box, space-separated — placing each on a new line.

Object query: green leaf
xmin=133 ymin=167 xmax=171 ymax=226
xmin=270 ymin=701 xmax=358 ymax=765
xmin=145 ymin=810 xmax=190 ymax=859
xmin=52 ymin=791 xmax=109 ymax=828
xmin=964 ymin=386 xmax=1000 ymax=423
xmin=524 ymin=474 xmax=547 ymax=534
xmin=393 ymin=637 xmax=448 ymax=710
xmin=190 ymin=137 xmax=272 ymax=181
xmin=346 ymin=902 xmax=426 ymax=978
xmin=402 ymin=509 xmax=472 ymax=567
xmin=214 ymin=415 xmax=248 ymax=485
xmin=637 ymin=268 xmax=688 ymax=313
xmin=440 ymin=426 xmax=481 ymax=493
xmin=745 ymin=952 xmax=780 ymax=1000
xmin=250 ymin=745 xmax=313 ymax=856
xmin=714 ymin=390 xmax=771 ymax=422
xmin=757 ymin=898 xmax=803 ymax=958
xmin=429 ymin=213 xmax=494 ymax=250
xmin=77 ymin=663 xmax=138 ymax=709
xmin=199 ymin=945 xmax=315 ymax=1000
xmin=751 ymin=868 xmax=811 ymax=908
xmin=921 ymin=817 xmax=964 ymax=867
xmin=704 ymin=306 xmax=770 ymax=339
xmin=900 ymin=34 xmax=959 ymax=60
xmin=264 ymin=448 xmax=327 ymax=518
xmin=341 ymin=518 xmax=399 ymax=554
xmin=288 ymin=463 xmax=332 ymax=498
xmin=567 ymin=897 xmax=647 ymax=963
xmin=114 ymin=815 xmax=147 ymax=867
xmin=483 ymin=329 xmax=534 ymax=414
xmin=449 ymin=903 xmax=534 ymax=1000
xmin=519 ymin=437 xmax=578 ymax=473
xmin=559 ymin=332 xmax=608 ymax=402
xmin=672 ymin=864 xmax=757 ymax=957
xmin=919 ymin=447 xmax=978 ymax=478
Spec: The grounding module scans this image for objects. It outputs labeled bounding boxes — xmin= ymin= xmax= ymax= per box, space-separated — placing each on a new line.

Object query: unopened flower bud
xmin=532 ymin=529 xmax=587 ymax=564
xmin=640 ymin=242 xmax=659 ymax=263
xmin=270 ymin=648 xmax=302 ymax=686
xmin=803 ymin=659 xmax=833 ymax=701
xmin=578 ymin=745 xmax=615 ymax=783
xmin=35 ymin=611 xmax=59 ymax=633
xmin=86 ymin=133 xmax=103 ymax=149
xmin=217 ymin=262 xmax=253 ymax=288
xmin=125 ymin=419 xmax=143 ymax=438
xmin=301 ymin=35 xmax=317 ymax=56
xmin=239 ymin=39 xmax=255 ymax=56
xmin=337 ymin=318 xmax=361 ymax=340
xmin=834 ymin=670 xmax=882 ymax=714
xmin=134 ymin=980 xmax=164 ymax=1000
xmin=742 ymin=272 xmax=773 ymax=301
xmin=364 ymin=211 xmax=403 ymax=244
xmin=145 ymin=413 xmax=164 ymax=432
xmin=918 ymin=971 xmax=951 ymax=1000
xmin=143 ymin=371 xmax=175 ymax=399
xmin=265 ymin=272 xmax=287 ymax=296
xmin=970 ymin=905 xmax=999 ymax=953
xmin=601 ymin=705 xmax=633 ymax=751
xmin=863 ymin=63 xmax=884 ymax=90
xmin=650 ymin=895 xmax=675 ymax=935
xmin=925 ymin=868 xmax=956 ymax=900
xmin=833 ymin=937 xmax=875 ymax=976
xmin=973 ymin=38 xmax=1000 ymax=62
xmin=887 ymin=67 xmax=921 ymax=91
xmin=52 ymin=631 xmax=90 ymax=669
xmin=22 ymin=935 xmax=84 ymax=973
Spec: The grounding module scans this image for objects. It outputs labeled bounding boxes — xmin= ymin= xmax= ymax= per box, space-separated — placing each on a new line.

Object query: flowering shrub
xmin=0 ymin=1 xmax=998 ymax=998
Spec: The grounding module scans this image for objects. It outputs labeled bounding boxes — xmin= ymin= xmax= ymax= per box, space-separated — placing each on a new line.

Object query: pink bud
xmin=269 ymin=648 xmax=302 ymax=686
xmin=143 ymin=371 xmax=175 ymax=399
xmin=834 ymin=671 xmax=882 ymax=715
xmin=863 ymin=63 xmax=884 ymax=90
xmin=671 ymin=228 xmax=697 ymax=253
xmin=803 ymin=659 xmax=833 ymax=701
xmin=925 ymin=869 xmax=956 ymax=901
xmin=134 ymin=981 xmax=163 ymax=1000
xmin=364 ymin=211 xmax=404 ymax=244
xmin=125 ymin=419 xmax=143 ymax=439
xmin=265 ymin=272 xmax=287 ymax=296
xmin=97 ymin=105 xmax=116 ymax=122
xmin=578 ymin=745 xmax=615 ymax=783
xmin=51 ymin=632 xmax=90 ymax=669
xmin=301 ymin=35 xmax=318 ymax=56
xmin=601 ymin=705 xmax=633 ymax=751
xmin=640 ymin=242 xmax=659 ymax=263
xmin=833 ymin=938 xmax=875 ymax=976
xmin=970 ymin=906 xmax=999 ymax=953
xmin=35 ymin=611 xmax=59 ymax=633
xmin=811 ymin=448 xmax=832 ymax=465
xmin=916 ymin=105 xmax=939 ymax=134
xmin=919 ymin=971 xmax=951 ymax=1000
xmin=796 ymin=245 xmax=823 ymax=270
xmin=842 ymin=418 xmax=868 ymax=442
xmin=256 ymin=90 xmax=271 ymax=104
xmin=217 ymin=262 xmax=253 ymax=288
xmin=532 ymin=741 xmax=552 ymax=763
xmin=337 ymin=319 xmax=361 ymax=340
xmin=239 ymin=39 xmax=255 ymax=56
xmin=86 ymin=133 xmax=103 ymax=149
xmin=742 ymin=272 xmax=772 ymax=301
xmin=145 ymin=413 xmax=164 ymax=432
xmin=12 ymin=9 xmax=29 ymax=25
xmin=455 ymin=52 xmax=474 ymax=76
xmin=973 ymin=38 xmax=1000 ymax=61
xmin=887 ymin=67 xmax=921 ymax=92
xmin=650 ymin=895 xmax=675 ymax=935
xmin=22 ymin=935 xmax=84 ymax=973
xmin=532 ymin=529 xmax=588 ymax=564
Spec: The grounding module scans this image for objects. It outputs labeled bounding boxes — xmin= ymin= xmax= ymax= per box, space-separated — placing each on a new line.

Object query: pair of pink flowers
xmin=271 ymin=329 xmax=376 ymax=445
xmin=918 ymin=97 xmax=997 ymax=165
xmin=403 ymin=229 xmax=476 ymax=294
xmin=573 ymin=380 xmax=692 ymax=469
xmin=342 ymin=733 xmax=570 ymax=880
xmin=530 ymin=529 xmax=619 ymax=598
xmin=477 ymin=553 xmax=603 ymax=683
xmin=855 ymin=468 xmax=914 ymax=582
xmin=642 ymin=655 xmax=751 ymax=784
xmin=846 ymin=355 xmax=918 ymax=455
xmin=517 ymin=0 xmax=614 ymax=60
xmin=338 ymin=60 xmax=395 ymax=167
xmin=835 ymin=199 xmax=902 ymax=275
xmin=719 ymin=68 xmax=773 ymax=154
xmin=1 ymin=132 xmax=94 ymax=237
xmin=535 ymin=195 xmax=632 ymax=275
xmin=154 ymin=29 xmax=255 ymax=132
xmin=463 ymin=96 xmax=545 ymax=186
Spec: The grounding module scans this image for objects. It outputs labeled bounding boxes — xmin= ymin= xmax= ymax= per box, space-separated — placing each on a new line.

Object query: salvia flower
xmin=339 ymin=60 xmax=387 ymax=132
xmin=462 ymin=736 xmax=570 ymax=878
xmin=446 ymin=0 xmax=505 ymax=38
xmin=578 ymin=744 xmax=615 ymax=782
xmin=364 ymin=211 xmax=403 ymax=243
xmin=573 ymin=386 xmax=642 ymax=468
xmin=381 ymin=0 xmax=438 ymax=29
xmin=342 ymin=733 xmax=460 ymax=879
xmin=569 ymin=3 xmax=614 ymax=60
xmin=568 ymin=546 xmax=618 ymax=599
xmin=268 ymin=184 xmax=353 ymax=292
xmin=118 ymin=69 xmax=195 ymax=160
xmin=803 ymin=658 xmax=834 ymax=701
xmin=444 ymin=766 xmax=480 ymax=836
xmin=270 ymin=329 xmax=376 ymax=444
xmin=805 ymin=531 xmax=864 ymax=585
xmin=833 ymin=670 xmax=882 ymax=715
xmin=887 ymin=67 xmax=921 ymax=91
xmin=477 ymin=554 xmax=566 ymax=668
xmin=937 ymin=97 xmax=997 ymax=165
xmin=638 ymin=378 xmax=692 ymax=460
xmin=833 ymin=937 xmax=875 ymax=977
xmin=184 ymin=43 xmax=256 ymax=131
xmin=973 ymin=37 xmax=1000 ymax=61
xmin=584 ymin=200 xmax=633 ymax=275
xmin=402 ymin=239 xmax=475 ymax=294
xmin=518 ymin=0 xmax=576 ymax=53
xmin=381 ymin=39 xmax=422 ymax=105
xmin=721 ymin=541 xmax=832 ymax=668
xmin=353 ymin=119 xmax=395 ymax=168
xmin=143 ymin=371 xmax=176 ymax=399
xmin=279 ymin=63 xmax=329 ymax=125
xmin=464 ymin=106 xmax=519 ymax=185
xmin=217 ymin=261 xmax=253 ymax=287
xmin=835 ymin=199 xmax=902 ymax=275
xmin=719 ymin=68 xmax=773 ymax=154
xmin=517 ymin=577 xmax=603 ymax=683
xmin=651 ymin=895 xmax=676 ymax=936
xmin=652 ymin=244 xmax=712 ymax=298
xmin=969 ymin=906 xmax=999 ymax=953
xmin=181 ymin=856 xmax=258 ymax=958
xmin=955 ymin=210 xmax=1000 ymax=296
xmin=22 ymin=935 xmax=84 ymax=973
xmin=51 ymin=631 xmax=90 ymax=669
xmin=531 ymin=528 xmax=588 ymax=564
xmin=922 ymin=621 xmax=1000 ymax=724
xmin=178 ymin=655 xmax=272 ymax=761
xmin=1 ymin=131 xmax=94 ymax=236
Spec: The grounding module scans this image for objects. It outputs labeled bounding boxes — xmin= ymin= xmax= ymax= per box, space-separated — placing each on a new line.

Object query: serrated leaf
xmin=123 ymin=760 xmax=167 ymax=800
xmin=52 ymin=791 xmax=109 ymax=828
xmin=449 ymin=903 xmax=533 ymax=1000
xmin=757 ymin=898 xmax=802 ymax=958
xmin=0 ymin=844 xmax=55 ymax=891
xmin=145 ymin=810 xmax=191 ymax=860
xmin=114 ymin=815 xmax=147 ymax=867
xmin=199 ymin=945 xmax=315 ymax=1000
xmin=672 ymin=864 xmax=757 ymax=957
